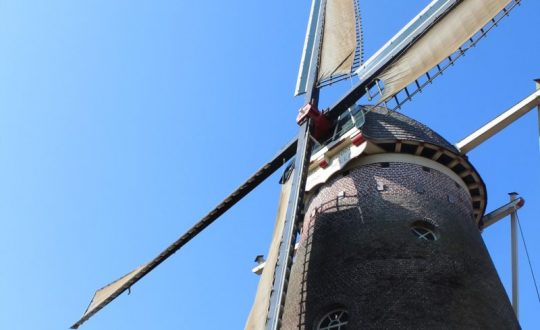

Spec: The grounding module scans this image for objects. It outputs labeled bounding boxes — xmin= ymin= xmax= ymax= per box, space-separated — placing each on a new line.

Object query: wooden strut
xmin=455 ymin=88 xmax=540 ymax=154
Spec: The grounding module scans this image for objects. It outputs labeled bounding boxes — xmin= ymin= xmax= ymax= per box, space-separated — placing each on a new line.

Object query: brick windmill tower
xmin=273 ymin=106 xmax=519 ymax=329
xmin=72 ymin=1 xmax=537 ymax=329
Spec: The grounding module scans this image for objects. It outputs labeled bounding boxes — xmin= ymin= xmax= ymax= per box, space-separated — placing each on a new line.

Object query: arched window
xmin=410 ymin=221 xmax=439 ymax=241
xmin=317 ymin=309 xmax=349 ymax=330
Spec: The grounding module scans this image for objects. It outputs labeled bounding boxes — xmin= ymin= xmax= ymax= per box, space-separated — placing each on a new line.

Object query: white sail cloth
xmin=72 ymin=263 xmax=149 ymax=328
xmin=317 ymin=0 xmax=358 ymax=82
xmin=295 ymin=0 xmax=359 ymax=96
xmin=375 ymin=0 xmax=511 ymax=101
xmin=244 ymin=176 xmax=293 ymax=330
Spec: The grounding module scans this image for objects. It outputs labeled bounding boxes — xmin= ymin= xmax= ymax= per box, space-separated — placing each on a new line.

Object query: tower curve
xmin=279 ymin=106 xmax=519 ymax=330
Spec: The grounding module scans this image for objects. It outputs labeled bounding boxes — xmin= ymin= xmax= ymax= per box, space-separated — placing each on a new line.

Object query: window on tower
xmin=317 ymin=309 xmax=349 ymax=330
xmin=410 ymin=220 xmax=439 ymax=241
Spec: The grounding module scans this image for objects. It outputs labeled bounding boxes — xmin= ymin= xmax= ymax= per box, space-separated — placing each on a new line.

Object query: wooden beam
xmin=456 ymin=90 xmax=540 ymax=154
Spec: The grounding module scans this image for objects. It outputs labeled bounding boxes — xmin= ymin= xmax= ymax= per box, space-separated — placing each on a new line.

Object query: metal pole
xmin=509 ymin=192 xmax=519 ymax=318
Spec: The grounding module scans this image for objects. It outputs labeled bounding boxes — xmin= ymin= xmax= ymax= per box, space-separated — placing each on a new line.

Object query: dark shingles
xmin=361 ymin=106 xmax=458 ymax=153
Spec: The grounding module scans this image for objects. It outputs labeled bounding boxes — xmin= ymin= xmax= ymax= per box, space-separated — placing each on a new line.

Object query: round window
xmin=317 ymin=309 xmax=349 ymax=330
xmin=410 ymin=221 xmax=439 ymax=241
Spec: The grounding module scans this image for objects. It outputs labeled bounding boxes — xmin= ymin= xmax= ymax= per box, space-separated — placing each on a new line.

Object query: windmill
xmin=71 ymin=0 xmax=539 ymax=329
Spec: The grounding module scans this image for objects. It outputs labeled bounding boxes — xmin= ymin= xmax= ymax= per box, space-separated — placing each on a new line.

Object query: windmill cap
xmin=361 ymin=106 xmax=459 ymax=153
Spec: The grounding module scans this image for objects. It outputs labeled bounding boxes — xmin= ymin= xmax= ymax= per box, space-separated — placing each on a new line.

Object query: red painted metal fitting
xmin=296 ymin=103 xmax=317 ymax=125
xmin=319 ymin=158 xmax=329 ymax=169
xmin=351 ymin=132 xmax=365 ymax=146
xmin=517 ymin=197 xmax=525 ymax=208
xmin=296 ymin=103 xmax=331 ymax=142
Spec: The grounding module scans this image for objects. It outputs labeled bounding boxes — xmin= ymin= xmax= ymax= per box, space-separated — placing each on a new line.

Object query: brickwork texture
xmin=281 ymin=162 xmax=519 ymax=330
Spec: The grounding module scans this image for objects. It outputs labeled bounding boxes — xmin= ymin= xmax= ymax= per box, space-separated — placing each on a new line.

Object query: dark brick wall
xmin=281 ymin=162 xmax=519 ymax=330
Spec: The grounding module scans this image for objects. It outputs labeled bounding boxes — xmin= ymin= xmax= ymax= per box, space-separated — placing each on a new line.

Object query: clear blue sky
xmin=1 ymin=1 xmax=539 ymax=329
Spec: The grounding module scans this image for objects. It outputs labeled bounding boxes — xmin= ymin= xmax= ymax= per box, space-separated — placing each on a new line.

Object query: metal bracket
xmin=296 ymin=103 xmax=332 ymax=143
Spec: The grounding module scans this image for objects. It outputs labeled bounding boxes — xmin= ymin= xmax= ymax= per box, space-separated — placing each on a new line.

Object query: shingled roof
xmin=361 ymin=106 xmax=458 ymax=153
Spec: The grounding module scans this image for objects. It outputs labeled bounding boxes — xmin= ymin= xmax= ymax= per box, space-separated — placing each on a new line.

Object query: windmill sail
xmin=295 ymin=0 xmax=363 ymax=96
xmin=317 ymin=0 xmax=360 ymax=82
xmin=360 ymin=0 xmax=512 ymax=102
xmin=322 ymin=0 xmax=518 ymax=120
xmin=71 ymin=139 xmax=297 ymax=329
xmin=245 ymin=174 xmax=293 ymax=330
xmin=71 ymin=264 xmax=149 ymax=329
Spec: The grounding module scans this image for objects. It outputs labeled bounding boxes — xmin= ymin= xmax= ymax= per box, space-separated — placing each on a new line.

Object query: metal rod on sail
xmin=265 ymin=1 xmax=325 ymax=329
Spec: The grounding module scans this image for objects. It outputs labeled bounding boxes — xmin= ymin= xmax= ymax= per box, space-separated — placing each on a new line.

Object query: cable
xmin=516 ymin=211 xmax=540 ymax=304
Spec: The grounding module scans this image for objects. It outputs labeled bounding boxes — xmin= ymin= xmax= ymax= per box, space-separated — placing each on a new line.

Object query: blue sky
xmin=0 ymin=1 xmax=539 ymax=329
